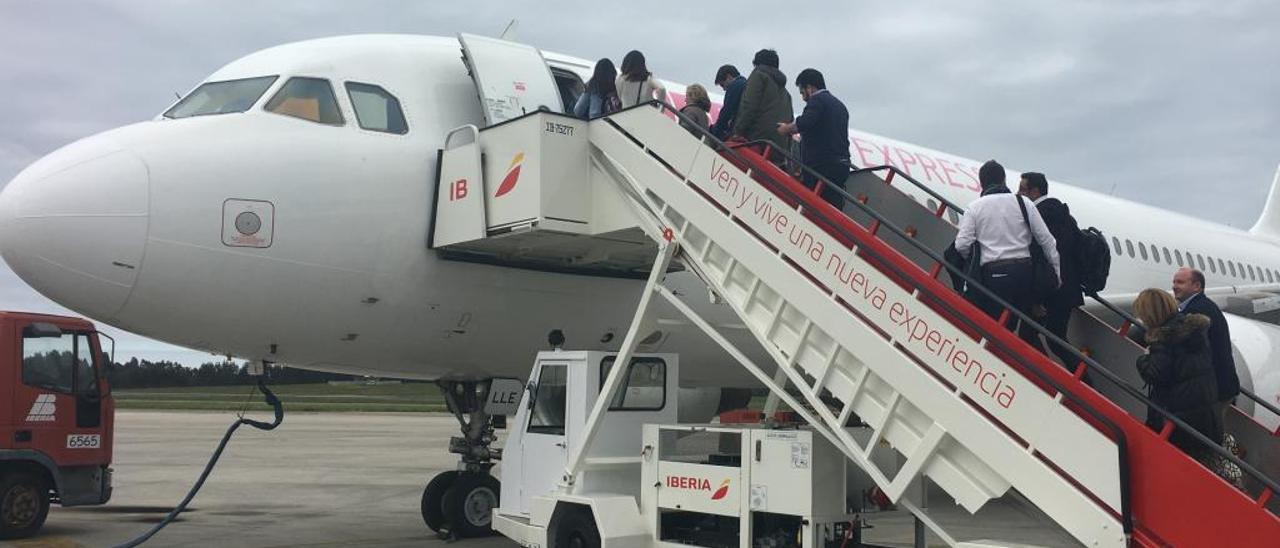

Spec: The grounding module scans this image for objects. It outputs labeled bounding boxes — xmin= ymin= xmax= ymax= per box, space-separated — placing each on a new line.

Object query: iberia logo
xmin=494 ymin=153 xmax=524 ymax=198
xmin=711 ymin=479 xmax=730 ymax=500
xmin=665 ymin=476 xmax=731 ymax=500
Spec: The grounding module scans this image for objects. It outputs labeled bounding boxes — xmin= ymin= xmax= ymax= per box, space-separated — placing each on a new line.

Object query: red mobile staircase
xmin=434 ymin=101 xmax=1280 ymax=547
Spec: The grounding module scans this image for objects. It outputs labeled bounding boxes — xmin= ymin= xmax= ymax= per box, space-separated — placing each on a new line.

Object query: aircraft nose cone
xmin=0 ymin=141 xmax=149 ymax=320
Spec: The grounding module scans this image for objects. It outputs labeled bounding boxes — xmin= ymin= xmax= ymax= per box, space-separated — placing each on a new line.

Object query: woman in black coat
xmin=1133 ymin=288 xmax=1222 ymax=460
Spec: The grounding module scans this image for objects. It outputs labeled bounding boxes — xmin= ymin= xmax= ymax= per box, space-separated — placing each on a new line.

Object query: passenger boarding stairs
xmin=432 ymin=104 xmax=1280 ymax=547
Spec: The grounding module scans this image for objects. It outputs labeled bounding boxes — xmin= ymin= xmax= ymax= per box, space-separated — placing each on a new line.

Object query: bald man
xmin=1171 ymin=267 xmax=1241 ymax=417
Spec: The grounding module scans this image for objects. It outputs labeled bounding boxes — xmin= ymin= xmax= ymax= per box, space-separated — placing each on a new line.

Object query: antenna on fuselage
xmin=500 ymin=19 xmax=519 ymax=40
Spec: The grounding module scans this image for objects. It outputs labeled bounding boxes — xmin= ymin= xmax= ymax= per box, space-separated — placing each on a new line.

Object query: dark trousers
xmin=967 ymin=259 xmax=1040 ymax=348
xmin=802 ymin=161 xmax=851 ymax=209
xmin=1039 ymin=304 xmax=1092 ymax=383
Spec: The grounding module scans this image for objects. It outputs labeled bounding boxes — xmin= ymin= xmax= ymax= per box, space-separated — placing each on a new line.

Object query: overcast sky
xmin=1 ymin=0 xmax=1277 ymax=366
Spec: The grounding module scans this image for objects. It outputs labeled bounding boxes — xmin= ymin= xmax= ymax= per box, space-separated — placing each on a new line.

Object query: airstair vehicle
xmin=431 ymin=34 xmax=1280 ymax=548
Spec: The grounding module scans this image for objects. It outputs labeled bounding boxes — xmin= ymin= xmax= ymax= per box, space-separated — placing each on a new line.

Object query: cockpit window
xmin=164 ymin=76 xmax=278 ymax=119
xmin=345 ymin=82 xmax=408 ymax=134
xmin=265 ymin=77 xmax=344 ymax=125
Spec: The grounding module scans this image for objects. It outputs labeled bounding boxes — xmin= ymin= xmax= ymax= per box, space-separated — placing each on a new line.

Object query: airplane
xmin=2 ymin=33 xmax=1278 ymax=538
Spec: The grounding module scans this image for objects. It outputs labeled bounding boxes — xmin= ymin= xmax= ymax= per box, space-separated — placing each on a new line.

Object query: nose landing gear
xmin=421 ymin=380 xmax=504 ymax=539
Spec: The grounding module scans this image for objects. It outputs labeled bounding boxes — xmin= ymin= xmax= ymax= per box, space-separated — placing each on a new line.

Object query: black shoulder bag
xmin=1015 ymin=195 xmax=1059 ymax=300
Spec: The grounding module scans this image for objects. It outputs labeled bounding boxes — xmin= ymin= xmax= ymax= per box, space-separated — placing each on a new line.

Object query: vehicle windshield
xmin=164 ymin=75 xmax=278 ymax=119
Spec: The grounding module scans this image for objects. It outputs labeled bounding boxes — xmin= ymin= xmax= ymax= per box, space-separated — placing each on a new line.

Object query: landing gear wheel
xmin=421 ymin=470 xmax=459 ymax=533
xmin=441 ymin=472 xmax=500 ymax=538
xmin=553 ymin=508 xmax=600 ymax=548
xmin=0 ymin=471 xmax=50 ymax=540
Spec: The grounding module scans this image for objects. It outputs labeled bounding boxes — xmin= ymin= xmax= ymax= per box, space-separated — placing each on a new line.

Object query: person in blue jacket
xmin=777 ymin=68 xmax=851 ymax=207
xmin=573 ymin=58 xmax=621 ymax=119
xmin=710 ymin=64 xmax=746 ymax=139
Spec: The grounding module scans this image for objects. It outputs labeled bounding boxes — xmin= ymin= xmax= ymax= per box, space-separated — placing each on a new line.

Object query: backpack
xmin=602 ymin=92 xmax=622 ymax=115
xmin=1077 ymin=226 xmax=1111 ymax=294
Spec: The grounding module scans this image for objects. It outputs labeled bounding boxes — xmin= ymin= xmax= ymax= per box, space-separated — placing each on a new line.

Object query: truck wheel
xmin=553 ymin=508 xmax=600 ymax=548
xmin=0 ymin=471 xmax=50 ymax=540
xmin=442 ymin=472 xmax=500 ymax=538
xmin=421 ymin=470 xmax=458 ymax=532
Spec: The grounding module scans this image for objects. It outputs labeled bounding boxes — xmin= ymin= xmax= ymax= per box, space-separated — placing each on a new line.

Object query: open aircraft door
xmin=458 ymin=33 xmax=563 ymax=126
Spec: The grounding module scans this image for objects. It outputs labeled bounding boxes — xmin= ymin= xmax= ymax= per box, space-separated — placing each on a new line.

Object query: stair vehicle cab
xmin=0 ymin=311 xmax=114 ymax=539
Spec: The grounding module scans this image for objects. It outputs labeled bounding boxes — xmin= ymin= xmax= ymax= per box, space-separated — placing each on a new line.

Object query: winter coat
xmin=1136 ymin=313 xmax=1222 ymax=454
xmin=732 ymin=65 xmax=794 ymax=152
xmin=710 ymin=75 xmax=747 ymax=138
xmin=1034 ymin=197 xmax=1084 ymax=309
xmin=1180 ymin=293 xmax=1241 ymax=401
xmin=679 ymin=100 xmax=710 ymax=134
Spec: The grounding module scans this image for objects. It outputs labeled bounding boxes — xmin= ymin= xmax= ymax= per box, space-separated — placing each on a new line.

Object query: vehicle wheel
xmin=441 ymin=472 xmax=500 ymax=538
xmin=552 ymin=508 xmax=600 ymax=548
xmin=421 ymin=470 xmax=459 ymax=532
xmin=0 ymin=471 xmax=50 ymax=540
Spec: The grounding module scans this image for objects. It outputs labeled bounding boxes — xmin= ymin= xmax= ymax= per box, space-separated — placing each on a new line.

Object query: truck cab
xmin=0 ymin=311 xmax=114 ymax=539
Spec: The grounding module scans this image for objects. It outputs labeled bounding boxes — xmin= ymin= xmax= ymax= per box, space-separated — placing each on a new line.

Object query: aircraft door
xmin=517 ymin=362 xmax=569 ymax=514
xmin=458 ymin=33 xmax=563 ymax=126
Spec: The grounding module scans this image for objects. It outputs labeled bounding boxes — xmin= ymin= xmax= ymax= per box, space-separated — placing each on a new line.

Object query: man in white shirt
xmin=954 ymin=160 xmax=1061 ymax=344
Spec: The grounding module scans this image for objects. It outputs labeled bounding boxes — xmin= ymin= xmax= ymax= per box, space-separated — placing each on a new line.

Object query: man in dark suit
xmin=1172 ymin=267 xmax=1241 ymax=420
xmin=1018 ymin=172 xmax=1084 ymax=372
xmin=776 ymin=68 xmax=851 ymax=208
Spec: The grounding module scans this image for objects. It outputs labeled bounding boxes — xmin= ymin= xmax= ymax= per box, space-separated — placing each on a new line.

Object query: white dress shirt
xmin=955 ymin=193 xmax=1061 ymax=281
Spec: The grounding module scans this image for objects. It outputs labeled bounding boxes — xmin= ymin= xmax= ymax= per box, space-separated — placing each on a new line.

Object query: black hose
xmin=111 ymin=377 xmax=284 ymax=548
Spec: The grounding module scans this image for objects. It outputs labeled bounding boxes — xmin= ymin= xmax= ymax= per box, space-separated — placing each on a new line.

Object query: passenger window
xmin=1111 ymin=237 xmax=1122 ymax=255
xmin=1228 ymin=261 xmax=1237 ymax=277
xmin=1247 ymin=264 xmax=1255 ymax=280
xmin=600 ymin=357 xmax=666 ymax=411
xmin=1174 ymin=250 xmax=1184 ymax=266
xmin=1162 ymin=247 xmax=1172 ymax=264
xmin=265 ymin=77 xmax=344 ymax=125
xmin=1208 ymin=257 xmax=1218 ymax=273
xmin=1196 ymin=254 xmax=1206 ymax=271
xmin=345 ymin=82 xmax=408 ymax=134
xmin=947 ymin=209 xmax=960 ymax=224
xmin=1125 ymin=239 xmax=1135 ymax=258
xmin=1138 ymin=242 xmax=1148 ymax=261
xmin=1268 ymin=270 xmax=1276 ymax=283
xmin=22 ymin=329 xmax=77 ymax=393
xmin=1149 ymin=243 xmax=1160 ymax=263
xmin=527 ymin=364 xmax=567 ymax=435
xmin=164 ymin=75 xmax=278 ymax=119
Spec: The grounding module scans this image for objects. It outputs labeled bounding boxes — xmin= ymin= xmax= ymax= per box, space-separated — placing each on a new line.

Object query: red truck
xmin=1 ymin=311 xmax=113 ymax=539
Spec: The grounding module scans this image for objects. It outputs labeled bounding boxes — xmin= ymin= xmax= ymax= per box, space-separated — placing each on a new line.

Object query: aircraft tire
xmin=441 ymin=472 xmax=500 ymax=538
xmin=0 ymin=470 xmax=50 ymax=540
xmin=420 ymin=470 xmax=459 ymax=533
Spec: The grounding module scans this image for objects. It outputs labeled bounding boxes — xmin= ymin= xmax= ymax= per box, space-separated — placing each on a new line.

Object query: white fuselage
xmin=1 ymin=34 xmax=1278 ymax=402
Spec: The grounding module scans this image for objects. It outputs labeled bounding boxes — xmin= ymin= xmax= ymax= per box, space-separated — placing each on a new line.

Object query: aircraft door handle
xmin=14 ymin=430 xmax=32 ymax=443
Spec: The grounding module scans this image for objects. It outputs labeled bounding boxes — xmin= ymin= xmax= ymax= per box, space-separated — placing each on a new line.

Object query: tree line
xmin=107 ymin=358 xmax=358 ymax=389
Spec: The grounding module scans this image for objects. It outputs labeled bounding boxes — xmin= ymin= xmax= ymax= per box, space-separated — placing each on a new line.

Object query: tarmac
xmin=0 ymin=411 xmax=1007 ymax=548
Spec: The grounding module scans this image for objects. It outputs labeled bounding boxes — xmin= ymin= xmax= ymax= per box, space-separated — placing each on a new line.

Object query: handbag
xmin=1015 ymin=195 xmax=1059 ymax=300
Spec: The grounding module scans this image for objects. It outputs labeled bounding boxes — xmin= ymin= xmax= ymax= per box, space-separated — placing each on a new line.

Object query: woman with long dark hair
xmin=616 ymin=50 xmax=667 ymax=108
xmin=573 ymin=58 xmax=621 ymax=119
